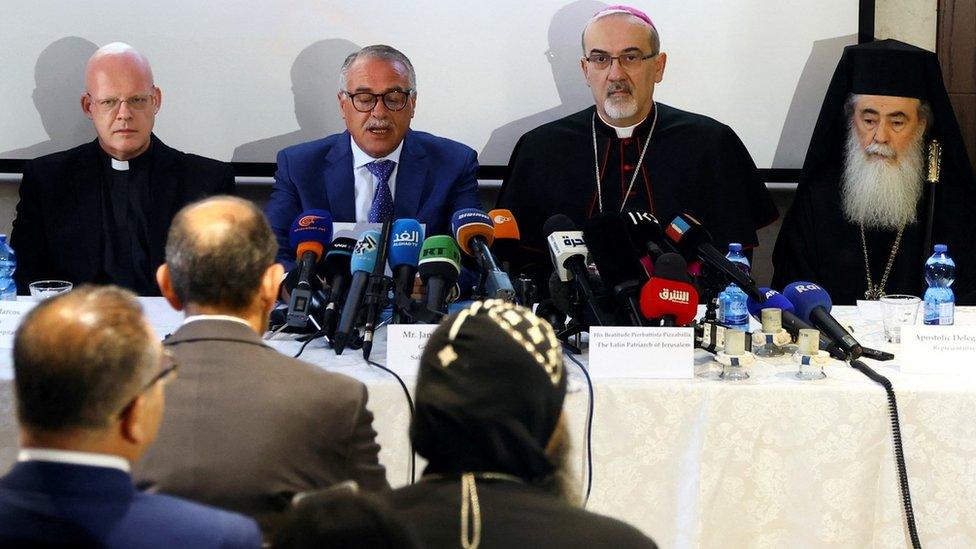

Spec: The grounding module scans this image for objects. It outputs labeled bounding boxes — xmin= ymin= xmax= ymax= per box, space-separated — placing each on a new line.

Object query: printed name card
xmin=900 ymin=325 xmax=976 ymax=375
xmin=386 ymin=324 xmax=439 ymax=378
xmin=588 ymin=327 xmax=694 ymax=379
xmin=0 ymin=300 xmax=38 ymax=349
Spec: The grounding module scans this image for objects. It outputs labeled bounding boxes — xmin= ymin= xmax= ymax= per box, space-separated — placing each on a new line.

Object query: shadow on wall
xmin=232 ymin=39 xmax=362 ymax=163
xmin=479 ymin=0 xmax=607 ymax=167
xmin=771 ymin=35 xmax=857 ymax=169
xmin=1 ymin=36 xmax=98 ymax=160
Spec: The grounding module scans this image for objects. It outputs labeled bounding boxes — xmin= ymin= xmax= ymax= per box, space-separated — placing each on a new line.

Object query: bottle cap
xmin=728 ymin=243 xmax=742 ymax=252
xmin=761 ymin=308 xmax=782 ymax=332
xmin=934 ymin=244 xmax=947 ymax=253
xmin=723 ymin=329 xmax=746 ymax=356
xmin=798 ymin=329 xmax=820 ymax=355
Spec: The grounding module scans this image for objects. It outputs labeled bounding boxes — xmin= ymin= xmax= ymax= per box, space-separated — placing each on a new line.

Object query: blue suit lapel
xmin=323 ymin=133 xmax=357 ymax=222
xmin=394 ymin=131 xmax=428 ymax=221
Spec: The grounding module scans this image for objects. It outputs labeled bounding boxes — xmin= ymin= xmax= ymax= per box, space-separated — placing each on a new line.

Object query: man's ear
xmin=119 ymin=394 xmax=150 ymax=445
xmin=156 ymin=264 xmax=183 ymax=311
xmin=80 ymin=93 xmax=94 ymax=119
xmin=261 ymin=263 xmax=286 ymax=310
xmin=654 ymin=52 xmax=667 ymax=84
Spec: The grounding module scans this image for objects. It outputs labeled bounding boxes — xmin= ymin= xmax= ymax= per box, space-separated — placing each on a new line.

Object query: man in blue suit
xmin=265 ymin=44 xmax=482 ymax=268
xmin=0 ymin=285 xmax=262 ymax=548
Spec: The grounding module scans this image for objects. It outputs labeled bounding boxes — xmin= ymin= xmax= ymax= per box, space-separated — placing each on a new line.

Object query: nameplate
xmin=0 ymin=300 xmax=39 ymax=349
xmin=900 ymin=324 xmax=976 ymax=375
xmin=588 ymin=327 xmax=694 ymax=379
xmin=386 ymin=324 xmax=438 ymax=378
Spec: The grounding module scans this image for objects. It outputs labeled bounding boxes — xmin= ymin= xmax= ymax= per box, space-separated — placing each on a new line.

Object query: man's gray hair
xmin=339 ymin=45 xmax=417 ymax=92
xmin=581 ymin=11 xmax=661 ymax=56
xmin=845 ymin=93 xmax=933 ymax=132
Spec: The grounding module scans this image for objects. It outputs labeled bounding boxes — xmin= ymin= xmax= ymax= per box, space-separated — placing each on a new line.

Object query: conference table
xmin=0 ymin=298 xmax=973 ymax=548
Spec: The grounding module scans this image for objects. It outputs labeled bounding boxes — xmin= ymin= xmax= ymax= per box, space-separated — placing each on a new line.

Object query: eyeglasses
xmin=583 ymin=52 xmax=657 ymax=70
xmin=115 ymin=349 xmax=179 ymax=417
xmin=86 ymin=93 xmax=155 ymax=113
xmin=341 ymin=89 xmax=413 ymax=113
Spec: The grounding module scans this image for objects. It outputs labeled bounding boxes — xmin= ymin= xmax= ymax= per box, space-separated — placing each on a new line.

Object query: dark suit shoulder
xmin=21 ymin=141 xmax=98 ymax=181
xmin=406 ymin=130 xmax=476 ymax=157
xmin=278 ymin=133 xmax=346 ymax=162
xmin=131 ymin=492 xmax=261 ymax=545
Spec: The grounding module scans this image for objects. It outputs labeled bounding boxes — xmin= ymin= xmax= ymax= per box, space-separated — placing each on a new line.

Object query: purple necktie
xmin=366 ymin=160 xmax=396 ymax=223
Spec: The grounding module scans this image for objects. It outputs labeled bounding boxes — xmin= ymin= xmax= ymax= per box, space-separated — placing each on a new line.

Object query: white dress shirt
xmin=350 ymin=136 xmax=404 ymax=221
xmin=182 ymin=314 xmax=252 ymax=328
xmin=19 ymin=448 xmax=130 ymax=473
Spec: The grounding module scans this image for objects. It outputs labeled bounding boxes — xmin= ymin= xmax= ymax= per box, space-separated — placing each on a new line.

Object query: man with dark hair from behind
xmin=274 ymin=483 xmax=419 ymax=549
xmin=135 ymin=195 xmax=388 ymax=536
xmin=385 ymin=299 xmax=657 ymax=548
xmin=0 ymin=285 xmax=261 ymax=547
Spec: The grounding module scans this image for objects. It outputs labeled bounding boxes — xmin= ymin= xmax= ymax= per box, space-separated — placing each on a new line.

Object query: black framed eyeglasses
xmin=583 ymin=52 xmax=657 ymax=70
xmin=341 ymin=89 xmax=413 ymax=113
xmin=116 ymin=349 xmax=179 ymax=416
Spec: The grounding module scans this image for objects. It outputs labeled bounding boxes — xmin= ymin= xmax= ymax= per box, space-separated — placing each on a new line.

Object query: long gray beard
xmin=841 ymin=125 xmax=925 ymax=231
xmin=534 ymin=421 xmax=580 ymax=505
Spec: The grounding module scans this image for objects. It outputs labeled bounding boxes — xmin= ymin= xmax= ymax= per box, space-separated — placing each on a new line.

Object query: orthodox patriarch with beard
xmin=773 ymin=40 xmax=976 ymax=304
xmin=497 ymin=5 xmax=777 ymax=291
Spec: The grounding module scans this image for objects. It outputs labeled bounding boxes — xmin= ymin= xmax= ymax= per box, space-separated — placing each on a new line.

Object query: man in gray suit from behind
xmin=134 ymin=195 xmax=389 ymax=536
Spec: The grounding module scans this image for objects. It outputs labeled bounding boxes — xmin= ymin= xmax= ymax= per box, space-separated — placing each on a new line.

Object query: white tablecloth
xmin=1 ymin=299 xmax=974 ymax=548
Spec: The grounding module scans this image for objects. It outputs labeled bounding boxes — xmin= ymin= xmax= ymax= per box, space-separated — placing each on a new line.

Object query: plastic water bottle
xmin=720 ymin=243 xmax=750 ymax=330
xmin=0 ymin=235 xmax=16 ymax=301
xmin=923 ymin=243 xmax=955 ymax=325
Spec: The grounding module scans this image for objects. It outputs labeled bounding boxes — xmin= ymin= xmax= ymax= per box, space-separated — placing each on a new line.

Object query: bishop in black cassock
xmin=772 ymin=40 xmax=976 ymax=304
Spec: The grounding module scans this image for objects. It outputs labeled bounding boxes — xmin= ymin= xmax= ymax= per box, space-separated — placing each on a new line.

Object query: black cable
xmin=849 ymin=359 xmax=921 ymax=549
xmin=293 ymin=331 xmax=328 ymax=358
xmin=563 ymin=347 xmax=594 ymax=507
xmin=367 ymin=356 xmax=416 ymax=485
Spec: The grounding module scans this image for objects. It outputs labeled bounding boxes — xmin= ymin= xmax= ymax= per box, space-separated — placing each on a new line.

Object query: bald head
xmin=164 ymin=196 xmax=278 ymax=312
xmin=81 ymin=42 xmax=161 ymax=161
xmin=14 ymin=286 xmax=159 ymax=432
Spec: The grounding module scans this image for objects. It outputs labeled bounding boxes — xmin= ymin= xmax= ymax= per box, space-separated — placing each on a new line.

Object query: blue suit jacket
xmin=0 ymin=461 xmax=262 ymax=548
xmin=265 ymin=129 xmax=482 ymax=267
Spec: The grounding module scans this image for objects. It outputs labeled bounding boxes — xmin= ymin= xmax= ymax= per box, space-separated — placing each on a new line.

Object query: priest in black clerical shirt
xmin=772 ymin=40 xmax=976 ymax=304
xmin=10 ymin=42 xmax=234 ymax=295
xmin=496 ymin=5 xmax=777 ymax=289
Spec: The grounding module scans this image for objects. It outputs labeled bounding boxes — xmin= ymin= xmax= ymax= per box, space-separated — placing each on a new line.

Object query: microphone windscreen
xmin=350 ymin=230 xmax=381 ymax=274
xmin=388 ymin=219 xmax=425 ymax=269
xmin=782 ymin=281 xmax=833 ymax=323
xmin=582 ymin=213 xmax=646 ymax=288
xmin=543 ymin=213 xmax=577 ymax=235
xmin=323 ymin=236 xmax=356 ymax=279
xmin=651 ymin=253 xmax=690 ymax=283
xmin=621 ymin=210 xmax=665 ymax=246
xmin=451 ymin=208 xmax=495 ymax=256
xmin=418 ymin=235 xmax=461 ymax=283
xmin=746 ymin=287 xmax=796 ymax=318
xmin=488 ymin=209 xmax=520 ymax=240
xmin=663 ymin=213 xmax=712 ymax=260
xmin=639 ymin=277 xmax=699 ymax=326
xmin=289 ymin=210 xmax=334 ymax=261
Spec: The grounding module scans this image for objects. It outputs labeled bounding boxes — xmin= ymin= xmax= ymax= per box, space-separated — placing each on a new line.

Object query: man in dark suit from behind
xmin=10 ymin=42 xmax=235 ymax=296
xmin=0 ymin=285 xmax=262 ymax=547
xmin=386 ymin=300 xmax=657 ymax=548
xmin=136 ymin=195 xmax=389 ymax=535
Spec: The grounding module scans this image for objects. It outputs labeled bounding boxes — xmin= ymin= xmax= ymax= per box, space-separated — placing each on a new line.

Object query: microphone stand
xmin=922 ymin=139 xmax=941 ymax=264
xmin=362 ymin=221 xmax=393 ymax=360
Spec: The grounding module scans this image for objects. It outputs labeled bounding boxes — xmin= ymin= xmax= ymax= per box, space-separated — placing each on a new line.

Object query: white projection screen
xmin=0 ymin=1 xmax=860 ymax=174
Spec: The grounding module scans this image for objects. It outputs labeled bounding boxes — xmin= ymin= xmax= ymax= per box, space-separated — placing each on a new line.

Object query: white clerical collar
xmin=182 ymin=314 xmax=252 ymax=328
xmin=596 ymin=112 xmax=649 ymax=138
xmin=111 ymin=158 xmax=129 ymax=171
xmin=19 ymin=448 xmax=130 ymax=473
xmin=349 ymin=136 xmax=404 ymax=169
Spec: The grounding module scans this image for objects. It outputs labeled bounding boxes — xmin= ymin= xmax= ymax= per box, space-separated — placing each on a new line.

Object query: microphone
xmin=418 ymin=235 xmax=462 ymax=315
xmin=451 ymin=208 xmax=515 ymax=301
xmin=621 ymin=210 xmax=670 ymax=262
xmin=333 ymin=230 xmax=379 ymax=355
xmin=362 ymin=221 xmax=394 ymax=360
xmin=319 ymin=236 xmax=357 ymax=338
xmin=544 ymin=214 xmax=612 ymax=326
xmin=487 ymin=208 xmax=520 ymax=271
xmin=745 ymin=288 xmax=812 ymax=340
xmin=639 ymin=253 xmax=699 ymax=326
xmin=582 ymin=213 xmax=648 ymax=326
xmin=663 ymin=213 xmax=765 ymax=303
xmin=388 ymin=219 xmax=424 ymax=323
xmin=782 ymin=282 xmax=863 ymax=360
xmin=286 ymin=210 xmax=333 ymax=328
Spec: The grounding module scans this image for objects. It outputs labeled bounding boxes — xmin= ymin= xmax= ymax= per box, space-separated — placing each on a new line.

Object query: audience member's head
xmin=80 ymin=42 xmax=161 ymax=161
xmin=157 ymin=196 xmax=283 ymax=328
xmin=14 ymin=285 xmax=173 ymax=463
xmin=337 ymin=44 xmax=417 ymax=158
xmin=580 ymin=5 xmax=666 ymax=127
xmin=411 ymin=300 xmax=573 ymax=497
xmin=274 ymin=484 xmax=419 ymax=549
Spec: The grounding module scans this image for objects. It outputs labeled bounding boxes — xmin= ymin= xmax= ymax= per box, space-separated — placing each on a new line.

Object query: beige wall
xmin=875 ymin=0 xmax=938 ymax=51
